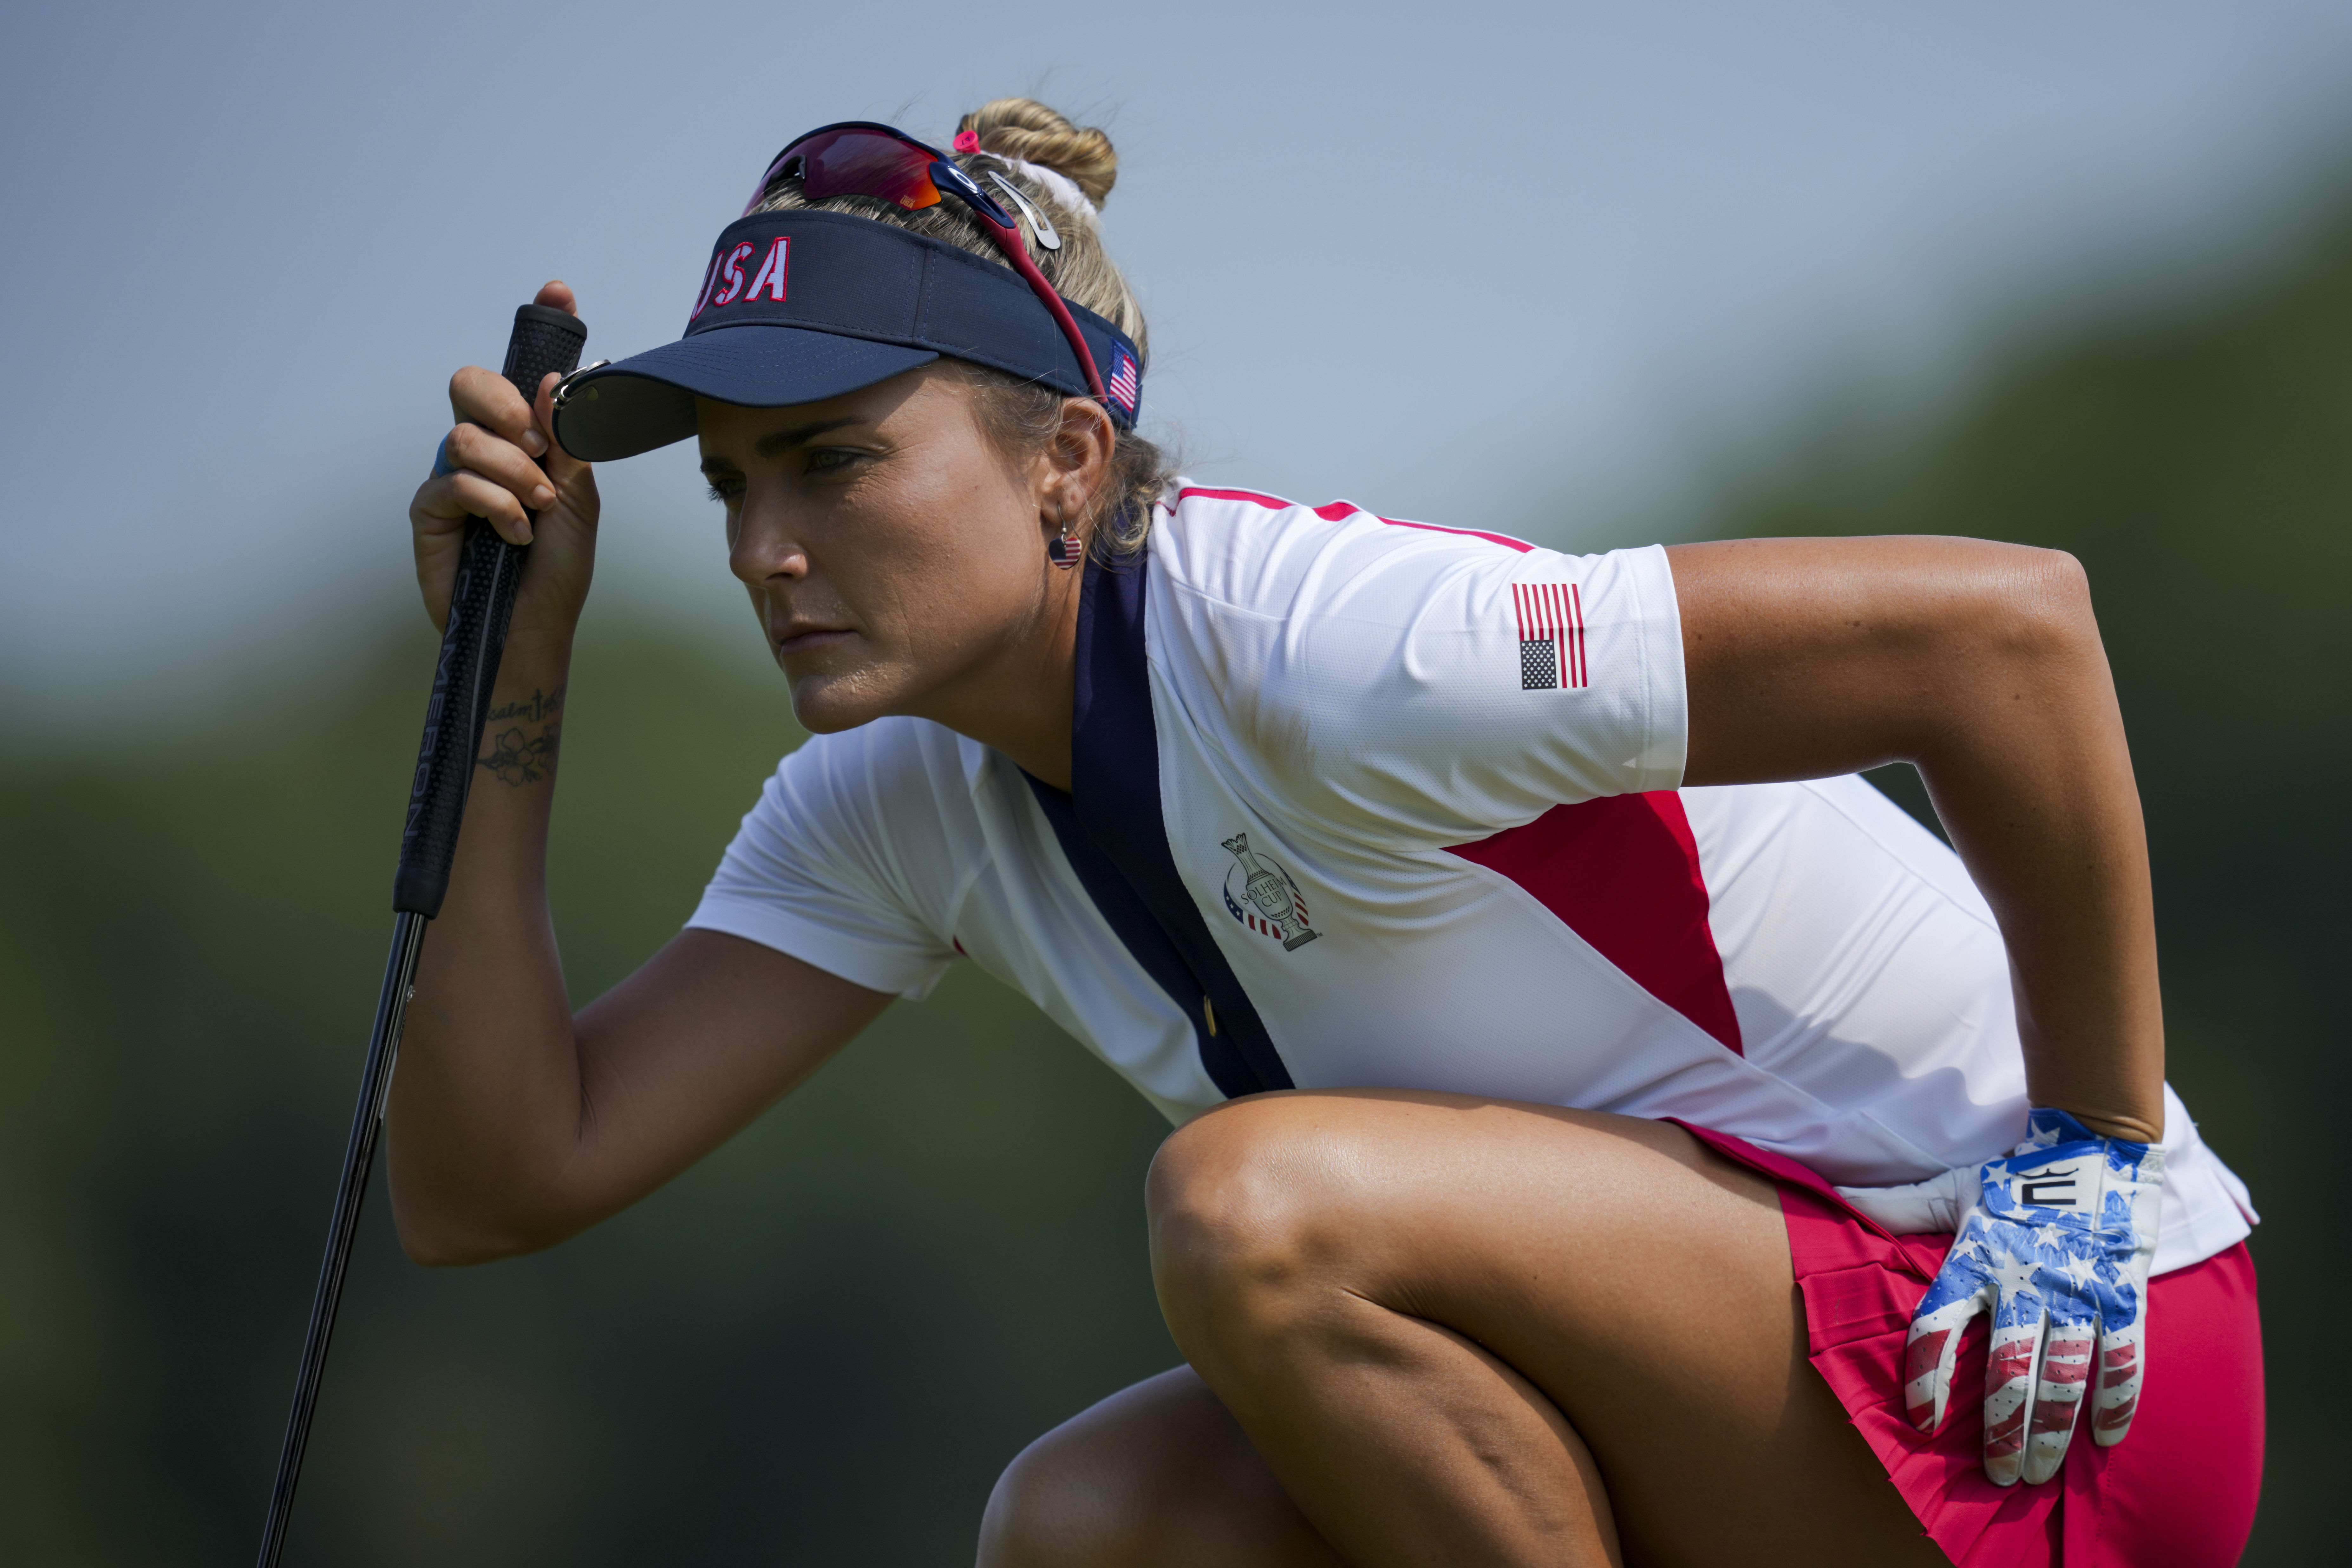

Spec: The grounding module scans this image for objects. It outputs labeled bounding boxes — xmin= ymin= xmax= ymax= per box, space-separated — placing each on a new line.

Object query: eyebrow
xmin=700 ymin=416 xmax=867 ymax=474
xmin=758 ymin=415 xmax=864 ymax=458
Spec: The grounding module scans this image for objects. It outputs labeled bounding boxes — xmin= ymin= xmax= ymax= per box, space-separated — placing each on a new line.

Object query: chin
xmin=783 ymin=665 xmax=900 ymax=735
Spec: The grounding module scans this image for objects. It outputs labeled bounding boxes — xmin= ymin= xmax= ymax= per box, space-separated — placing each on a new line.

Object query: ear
xmin=1042 ymin=396 xmax=1120 ymax=532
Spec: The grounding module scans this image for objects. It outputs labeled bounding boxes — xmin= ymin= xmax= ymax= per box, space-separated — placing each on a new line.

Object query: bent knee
xmin=980 ymin=1369 xmax=1319 ymax=1568
xmin=977 ymin=1406 xmax=1180 ymax=1568
xmin=1146 ymin=1097 xmax=1370 ymax=1325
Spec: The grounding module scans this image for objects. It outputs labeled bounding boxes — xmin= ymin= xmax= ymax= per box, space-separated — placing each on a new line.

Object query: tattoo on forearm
xmin=477 ymin=685 xmax=565 ymax=787
xmin=485 ymin=687 xmax=565 ymax=725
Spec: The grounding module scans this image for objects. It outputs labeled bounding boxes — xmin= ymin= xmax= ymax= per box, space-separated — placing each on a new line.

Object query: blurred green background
xmin=4 ymin=193 xmax=2347 ymax=1568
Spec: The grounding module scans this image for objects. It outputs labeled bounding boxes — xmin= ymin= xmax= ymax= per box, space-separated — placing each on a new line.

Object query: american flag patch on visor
xmin=1105 ymin=345 xmax=1140 ymax=414
xmin=1513 ymin=581 xmax=1587 ymax=690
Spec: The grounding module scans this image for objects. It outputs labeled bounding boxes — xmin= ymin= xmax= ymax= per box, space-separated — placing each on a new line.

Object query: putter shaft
xmin=252 ymin=302 xmax=586 ymax=1565
xmin=254 ymin=910 xmax=425 ymax=1568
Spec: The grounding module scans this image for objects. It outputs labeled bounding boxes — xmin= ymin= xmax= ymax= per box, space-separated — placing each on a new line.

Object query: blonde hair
xmin=751 ymin=97 xmax=1167 ymax=560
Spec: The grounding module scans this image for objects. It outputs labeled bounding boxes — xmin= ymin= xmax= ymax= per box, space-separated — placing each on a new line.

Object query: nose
xmin=728 ymin=496 xmax=810 ymax=589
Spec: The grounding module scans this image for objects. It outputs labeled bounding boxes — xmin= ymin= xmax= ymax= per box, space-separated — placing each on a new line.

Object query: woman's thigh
xmin=1142 ymin=1091 xmax=1945 ymax=1568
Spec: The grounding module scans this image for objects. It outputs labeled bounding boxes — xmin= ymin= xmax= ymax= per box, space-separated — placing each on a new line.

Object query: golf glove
xmin=1837 ymin=1108 xmax=2164 ymax=1487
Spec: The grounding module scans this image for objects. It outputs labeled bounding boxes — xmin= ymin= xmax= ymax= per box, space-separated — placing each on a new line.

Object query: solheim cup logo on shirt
xmin=1220 ymin=834 xmax=1322 ymax=952
xmin=1513 ymin=581 xmax=1588 ymax=691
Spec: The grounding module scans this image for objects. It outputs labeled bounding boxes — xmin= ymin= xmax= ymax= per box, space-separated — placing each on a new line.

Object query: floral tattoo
xmin=476 ymin=686 xmax=564 ymax=787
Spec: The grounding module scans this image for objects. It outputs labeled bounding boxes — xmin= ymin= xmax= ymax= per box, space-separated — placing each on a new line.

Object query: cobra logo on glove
xmin=1842 ymin=1107 xmax=2166 ymax=1487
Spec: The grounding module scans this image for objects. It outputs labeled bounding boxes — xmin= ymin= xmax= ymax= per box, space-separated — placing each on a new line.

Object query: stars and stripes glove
xmin=1837 ymin=1108 xmax=2164 ymax=1486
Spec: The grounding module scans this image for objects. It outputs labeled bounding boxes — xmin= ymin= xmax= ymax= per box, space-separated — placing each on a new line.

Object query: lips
xmin=769 ymin=621 xmax=853 ymax=657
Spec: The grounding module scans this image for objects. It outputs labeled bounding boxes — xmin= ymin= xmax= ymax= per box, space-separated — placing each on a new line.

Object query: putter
xmin=252 ymin=303 xmax=588 ymax=1568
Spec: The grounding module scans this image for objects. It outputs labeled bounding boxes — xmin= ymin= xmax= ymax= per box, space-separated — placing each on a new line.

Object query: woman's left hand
xmin=408 ymin=280 xmax=601 ymax=652
xmin=1841 ymin=1109 xmax=2165 ymax=1487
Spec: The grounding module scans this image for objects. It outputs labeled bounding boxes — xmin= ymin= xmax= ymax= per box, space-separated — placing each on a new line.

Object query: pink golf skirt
xmin=1675 ymin=1123 xmax=2264 ymax=1567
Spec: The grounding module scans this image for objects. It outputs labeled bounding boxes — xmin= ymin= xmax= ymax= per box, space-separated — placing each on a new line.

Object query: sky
xmin=4 ymin=0 xmax=2350 ymax=723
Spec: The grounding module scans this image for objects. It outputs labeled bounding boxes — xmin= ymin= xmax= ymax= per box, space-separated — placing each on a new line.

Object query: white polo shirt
xmin=689 ymin=485 xmax=2254 ymax=1274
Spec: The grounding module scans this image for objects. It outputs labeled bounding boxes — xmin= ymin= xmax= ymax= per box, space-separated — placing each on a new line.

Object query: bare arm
xmin=1670 ymin=535 xmax=2162 ymax=1143
xmin=386 ymin=283 xmax=892 ymax=1266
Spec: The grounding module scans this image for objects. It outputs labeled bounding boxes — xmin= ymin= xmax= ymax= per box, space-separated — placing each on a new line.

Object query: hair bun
xmin=957 ymin=98 xmax=1118 ymax=209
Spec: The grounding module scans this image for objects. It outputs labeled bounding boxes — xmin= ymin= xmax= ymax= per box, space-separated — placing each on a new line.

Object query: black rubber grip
xmin=391 ymin=304 xmax=588 ymax=916
xmin=503 ymin=303 xmax=591 ymax=410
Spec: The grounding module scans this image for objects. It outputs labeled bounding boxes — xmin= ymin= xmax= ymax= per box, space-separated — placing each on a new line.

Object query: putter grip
xmin=390 ymin=303 xmax=588 ymax=917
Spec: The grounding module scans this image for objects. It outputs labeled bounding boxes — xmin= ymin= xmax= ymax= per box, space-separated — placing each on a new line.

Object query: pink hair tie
xmin=952 ymin=129 xmax=981 ymax=154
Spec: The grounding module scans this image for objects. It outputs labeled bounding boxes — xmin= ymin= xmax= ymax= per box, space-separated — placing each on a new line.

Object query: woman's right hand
xmin=408 ymin=280 xmax=601 ymax=650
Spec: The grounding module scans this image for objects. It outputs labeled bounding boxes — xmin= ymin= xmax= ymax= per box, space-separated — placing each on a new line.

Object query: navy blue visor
xmin=552 ymin=208 xmax=1143 ymax=462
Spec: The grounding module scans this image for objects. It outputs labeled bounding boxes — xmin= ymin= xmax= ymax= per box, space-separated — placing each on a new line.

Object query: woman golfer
xmin=399 ymin=100 xmax=2262 ymax=1565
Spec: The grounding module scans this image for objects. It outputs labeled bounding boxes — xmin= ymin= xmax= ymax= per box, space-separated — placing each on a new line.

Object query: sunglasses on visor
xmin=745 ymin=122 xmax=1111 ymax=404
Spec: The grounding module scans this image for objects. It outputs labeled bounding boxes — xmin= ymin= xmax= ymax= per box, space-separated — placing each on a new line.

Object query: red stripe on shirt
xmin=1175 ymin=486 xmax=1303 ymax=510
xmin=1374 ymin=515 xmax=1537 ymax=553
xmin=1447 ymin=793 xmax=1743 ymax=1054
xmin=1172 ymin=488 xmax=1536 ymax=553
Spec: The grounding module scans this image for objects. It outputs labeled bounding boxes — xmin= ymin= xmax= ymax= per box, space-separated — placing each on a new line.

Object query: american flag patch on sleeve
xmin=1512 ymin=581 xmax=1587 ymax=690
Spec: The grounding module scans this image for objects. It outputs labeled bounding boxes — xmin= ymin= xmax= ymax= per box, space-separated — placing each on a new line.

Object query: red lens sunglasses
xmin=745 ymin=122 xmax=1111 ymax=403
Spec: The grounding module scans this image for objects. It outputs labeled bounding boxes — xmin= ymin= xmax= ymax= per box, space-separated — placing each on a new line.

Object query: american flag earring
xmin=1047 ymin=516 xmax=1079 ymax=569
